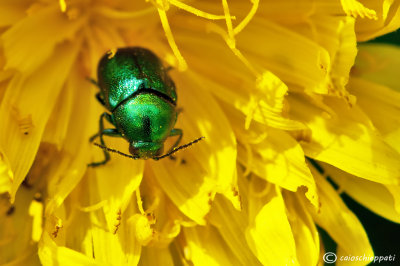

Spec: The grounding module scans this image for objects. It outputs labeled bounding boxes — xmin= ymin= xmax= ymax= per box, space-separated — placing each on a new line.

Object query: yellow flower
xmin=0 ymin=0 xmax=400 ymax=265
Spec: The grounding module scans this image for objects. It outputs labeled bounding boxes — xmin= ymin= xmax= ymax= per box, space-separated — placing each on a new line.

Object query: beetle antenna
xmin=93 ymin=143 xmax=139 ymax=159
xmin=154 ymin=136 xmax=205 ymax=160
xmin=94 ymin=136 xmax=204 ymax=161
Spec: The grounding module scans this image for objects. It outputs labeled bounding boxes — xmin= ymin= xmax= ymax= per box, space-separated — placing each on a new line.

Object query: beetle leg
xmin=89 ymin=112 xmax=114 ymax=142
xmin=88 ymin=128 xmax=121 ymax=167
xmin=88 ymin=112 xmax=120 ymax=167
xmin=167 ymin=128 xmax=185 ymax=162
xmin=95 ymin=92 xmax=106 ymax=106
xmin=87 ymin=77 xmax=99 ymax=87
xmin=89 ymin=128 xmax=120 ymax=142
xmin=168 ymin=128 xmax=183 ymax=148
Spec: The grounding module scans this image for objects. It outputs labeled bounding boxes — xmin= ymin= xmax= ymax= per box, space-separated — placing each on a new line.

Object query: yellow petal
xmin=254 ymin=12 xmax=357 ymax=98
xmin=324 ymin=163 xmax=400 ymax=223
xmin=237 ymin=128 xmax=318 ymax=207
xmin=137 ymin=171 xmax=184 ymax=246
xmin=340 ymin=0 xmax=377 ymax=19
xmin=289 ymin=93 xmax=400 ymax=185
xmin=1 ymin=4 xmax=86 ymax=74
xmin=42 ymin=181 xmax=142 ymax=266
xmin=349 ymin=76 xmax=400 ymax=157
xmin=0 ymin=40 xmax=81 ymax=203
xmin=306 ymin=168 xmax=373 ymax=257
xmin=310 ymin=16 xmax=357 ymax=98
xmin=42 ymin=83 xmax=75 ymax=149
xmin=387 ymin=185 xmax=400 ymax=216
xmin=39 ymin=232 xmax=98 ymax=266
xmin=232 ymin=18 xmax=330 ymax=93
xmin=351 ymin=44 xmax=400 ymax=155
xmin=85 ymin=119 xmax=144 ymax=232
xmin=139 ymin=246 xmax=174 ymax=266
xmin=284 ymin=191 xmax=320 ymax=266
xmin=253 ymin=0 xmax=314 ymax=23
xmin=245 ymin=179 xmax=299 ymax=265
xmin=0 ymin=1 xmax=28 ymax=27
xmin=355 ymin=0 xmax=400 ymax=41
xmin=88 ymin=220 xmax=141 ymax=265
xmin=183 ymin=226 xmax=240 ymax=266
xmin=173 ymin=24 xmax=305 ymax=131
xmin=0 ymin=147 xmax=13 ymax=194
xmin=151 ymin=72 xmax=236 ymax=224
xmin=92 ymin=149 xmax=144 ymax=231
xmin=209 ymin=194 xmax=262 ymax=266
xmin=44 ymin=67 xmax=95 ymax=216
xmin=0 ymin=187 xmax=40 ymax=265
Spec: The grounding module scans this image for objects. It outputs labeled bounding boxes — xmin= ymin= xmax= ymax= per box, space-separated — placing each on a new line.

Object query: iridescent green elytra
xmin=89 ymin=47 xmax=184 ymax=166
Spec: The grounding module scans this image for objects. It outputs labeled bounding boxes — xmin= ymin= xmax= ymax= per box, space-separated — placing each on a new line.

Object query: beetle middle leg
xmin=88 ymin=112 xmax=120 ymax=167
xmin=167 ymin=128 xmax=186 ymax=163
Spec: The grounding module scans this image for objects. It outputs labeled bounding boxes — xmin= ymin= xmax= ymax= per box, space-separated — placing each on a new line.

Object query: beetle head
xmin=129 ymin=141 xmax=164 ymax=159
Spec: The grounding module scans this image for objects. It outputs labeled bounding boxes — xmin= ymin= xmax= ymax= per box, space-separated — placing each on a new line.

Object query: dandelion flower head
xmin=0 ymin=0 xmax=400 ymax=265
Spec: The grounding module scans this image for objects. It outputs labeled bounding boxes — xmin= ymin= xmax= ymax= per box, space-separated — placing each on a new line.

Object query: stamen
xmin=170 ymin=0 xmax=236 ymax=20
xmin=156 ymin=4 xmax=188 ymax=71
xmin=233 ymin=0 xmax=259 ymax=35
xmin=79 ymin=200 xmax=107 ymax=212
xmin=59 ymin=0 xmax=67 ymax=12
xmin=221 ymin=0 xmax=235 ymax=46
xmin=207 ymin=1 xmax=261 ymax=78
xmin=136 ymin=189 xmax=145 ymax=215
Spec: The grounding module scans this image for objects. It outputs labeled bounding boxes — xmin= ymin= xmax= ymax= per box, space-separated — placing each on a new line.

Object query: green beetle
xmin=89 ymin=47 xmax=202 ymax=167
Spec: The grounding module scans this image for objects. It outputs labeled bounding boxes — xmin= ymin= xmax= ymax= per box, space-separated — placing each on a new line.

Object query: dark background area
xmin=320 ymin=195 xmax=400 ymax=265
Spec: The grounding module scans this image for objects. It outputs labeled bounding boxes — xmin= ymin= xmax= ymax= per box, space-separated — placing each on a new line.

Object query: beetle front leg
xmin=88 ymin=128 xmax=121 ymax=167
xmin=167 ymin=128 xmax=185 ymax=162
xmin=88 ymin=112 xmax=120 ymax=167
xmin=168 ymin=128 xmax=183 ymax=150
